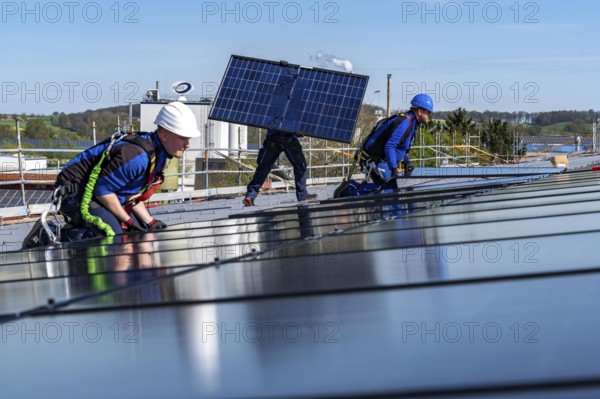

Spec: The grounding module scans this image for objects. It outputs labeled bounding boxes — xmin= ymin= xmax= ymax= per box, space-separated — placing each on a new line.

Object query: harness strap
xmin=79 ymin=131 xmax=160 ymax=236
xmin=123 ymin=174 xmax=164 ymax=215
xmin=120 ymin=134 xmax=158 ymax=189
xmin=363 ymin=113 xmax=413 ymax=160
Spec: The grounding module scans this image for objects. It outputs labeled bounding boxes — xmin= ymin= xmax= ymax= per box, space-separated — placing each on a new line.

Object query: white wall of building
xmin=0 ymin=155 xmax=47 ymax=171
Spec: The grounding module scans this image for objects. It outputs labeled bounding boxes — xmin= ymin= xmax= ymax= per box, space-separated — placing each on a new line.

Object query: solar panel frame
xmin=209 ymin=54 xmax=369 ymax=143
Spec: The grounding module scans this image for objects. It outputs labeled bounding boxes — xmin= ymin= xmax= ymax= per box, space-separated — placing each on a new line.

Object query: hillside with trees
xmin=2 ymin=105 xmax=596 ymax=166
xmin=0 ymin=105 xmax=140 ymax=144
xmin=48 ymin=105 xmax=140 ymax=141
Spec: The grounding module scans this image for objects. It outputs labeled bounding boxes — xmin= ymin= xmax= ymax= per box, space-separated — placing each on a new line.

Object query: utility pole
xmin=386 ymin=74 xmax=392 ymax=117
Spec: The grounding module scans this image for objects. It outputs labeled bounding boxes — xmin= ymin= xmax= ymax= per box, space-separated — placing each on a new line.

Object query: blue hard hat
xmin=410 ymin=94 xmax=434 ymax=113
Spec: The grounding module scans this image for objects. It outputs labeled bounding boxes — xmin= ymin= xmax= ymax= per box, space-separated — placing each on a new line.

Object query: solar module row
xmin=0 ymin=189 xmax=52 ymax=207
xmin=5 ymin=168 xmax=600 ymax=398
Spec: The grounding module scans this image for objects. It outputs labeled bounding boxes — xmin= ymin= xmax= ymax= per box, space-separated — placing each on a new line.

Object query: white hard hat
xmin=154 ymin=101 xmax=200 ymax=138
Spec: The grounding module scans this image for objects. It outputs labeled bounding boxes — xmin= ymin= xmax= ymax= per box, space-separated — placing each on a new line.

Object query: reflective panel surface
xmin=4 ymin=168 xmax=600 ymax=397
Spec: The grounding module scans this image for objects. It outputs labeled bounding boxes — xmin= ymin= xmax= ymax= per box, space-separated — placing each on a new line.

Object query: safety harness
xmin=357 ymin=113 xmax=414 ymax=181
xmin=360 ymin=113 xmax=413 ymax=162
xmin=79 ymin=131 xmax=162 ymax=236
xmin=333 ymin=113 xmax=414 ymax=196
xmin=25 ymin=131 xmax=161 ymax=247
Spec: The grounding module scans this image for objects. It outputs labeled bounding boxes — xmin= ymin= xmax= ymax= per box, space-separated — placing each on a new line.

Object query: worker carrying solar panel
xmin=242 ymin=130 xmax=318 ymax=206
xmin=334 ymin=94 xmax=434 ymax=197
xmin=23 ymin=102 xmax=200 ymax=248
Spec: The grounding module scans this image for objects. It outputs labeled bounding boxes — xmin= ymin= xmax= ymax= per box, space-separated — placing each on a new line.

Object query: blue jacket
xmin=365 ymin=111 xmax=419 ymax=171
xmin=58 ymin=132 xmax=169 ymax=204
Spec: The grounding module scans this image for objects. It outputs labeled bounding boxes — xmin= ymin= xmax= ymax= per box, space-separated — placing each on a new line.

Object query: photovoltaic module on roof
xmin=209 ymin=55 xmax=369 ymax=143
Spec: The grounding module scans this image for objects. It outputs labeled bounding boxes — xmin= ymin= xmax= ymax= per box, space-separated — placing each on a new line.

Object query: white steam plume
xmin=310 ymin=51 xmax=353 ymax=73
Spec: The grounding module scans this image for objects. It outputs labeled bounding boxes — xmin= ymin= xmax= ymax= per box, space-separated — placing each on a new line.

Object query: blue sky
xmin=1 ymin=0 xmax=598 ymax=114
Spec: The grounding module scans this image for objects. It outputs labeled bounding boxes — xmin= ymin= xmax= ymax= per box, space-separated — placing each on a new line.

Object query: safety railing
xmin=1 ymin=141 xmax=520 ymax=212
xmin=1 ymin=145 xmax=361 ymax=208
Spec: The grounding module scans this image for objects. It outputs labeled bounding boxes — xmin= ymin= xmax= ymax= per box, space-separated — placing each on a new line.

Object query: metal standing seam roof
xmin=2 ymin=166 xmax=600 ymax=398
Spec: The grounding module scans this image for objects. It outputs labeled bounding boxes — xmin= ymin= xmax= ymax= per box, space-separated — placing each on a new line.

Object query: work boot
xmin=242 ymin=197 xmax=255 ymax=207
xmin=303 ymin=193 xmax=319 ymax=202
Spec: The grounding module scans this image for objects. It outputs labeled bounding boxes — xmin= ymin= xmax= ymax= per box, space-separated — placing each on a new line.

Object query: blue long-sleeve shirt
xmin=384 ymin=111 xmax=418 ymax=171
xmin=365 ymin=111 xmax=419 ymax=171
xmin=58 ymin=132 xmax=169 ymax=204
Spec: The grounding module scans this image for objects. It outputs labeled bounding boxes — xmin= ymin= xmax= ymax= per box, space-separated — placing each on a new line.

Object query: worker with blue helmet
xmin=410 ymin=93 xmax=434 ymax=114
xmin=362 ymin=93 xmax=434 ymax=182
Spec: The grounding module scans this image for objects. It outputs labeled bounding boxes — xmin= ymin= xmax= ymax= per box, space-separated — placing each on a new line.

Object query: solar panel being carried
xmin=209 ymin=54 xmax=369 ymax=143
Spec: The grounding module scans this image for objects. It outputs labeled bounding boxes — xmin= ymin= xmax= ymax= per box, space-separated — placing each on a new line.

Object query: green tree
xmin=0 ymin=124 xmax=12 ymax=139
xmin=481 ymin=119 xmax=513 ymax=159
xmin=443 ymin=107 xmax=478 ymax=138
xmin=50 ymin=112 xmax=70 ymax=129
xmin=23 ymin=118 xmax=51 ymax=139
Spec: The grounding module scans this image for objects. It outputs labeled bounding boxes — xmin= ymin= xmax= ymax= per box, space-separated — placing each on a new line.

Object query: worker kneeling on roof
xmin=24 ymin=102 xmax=199 ymax=247
xmin=60 ymin=101 xmax=199 ymax=235
xmin=361 ymin=93 xmax=434 ymax=183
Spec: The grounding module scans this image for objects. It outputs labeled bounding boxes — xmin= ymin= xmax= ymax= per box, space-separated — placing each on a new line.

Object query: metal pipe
xmin=325 ymin=139 xmax=328 ymax=179
xmin=308 ymin=137 xmax=312 ymax=179
xmin=181 ymin=150 xmax=186 ymax=191
xmin=594 ymin=121 xmax=598 ymax=153
xmin=15 ymin=118 xmax=27 ymax=207
xmin=204 ymin=123 xmax=210 ymax=189
xmin=237 ymin=126 xmax=242 ymax=186
xmin=341 ymin=143 xmax=345 ymax=177
xmin=419 ymin=125 xmax=424 ymax=168
xmin=129 ymin=102 xmax=133 ymax=128
xmin=204 ymin=149 xmax=209 ymax=190
xmin=597 ymin=121 xmax=600 ymax=153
